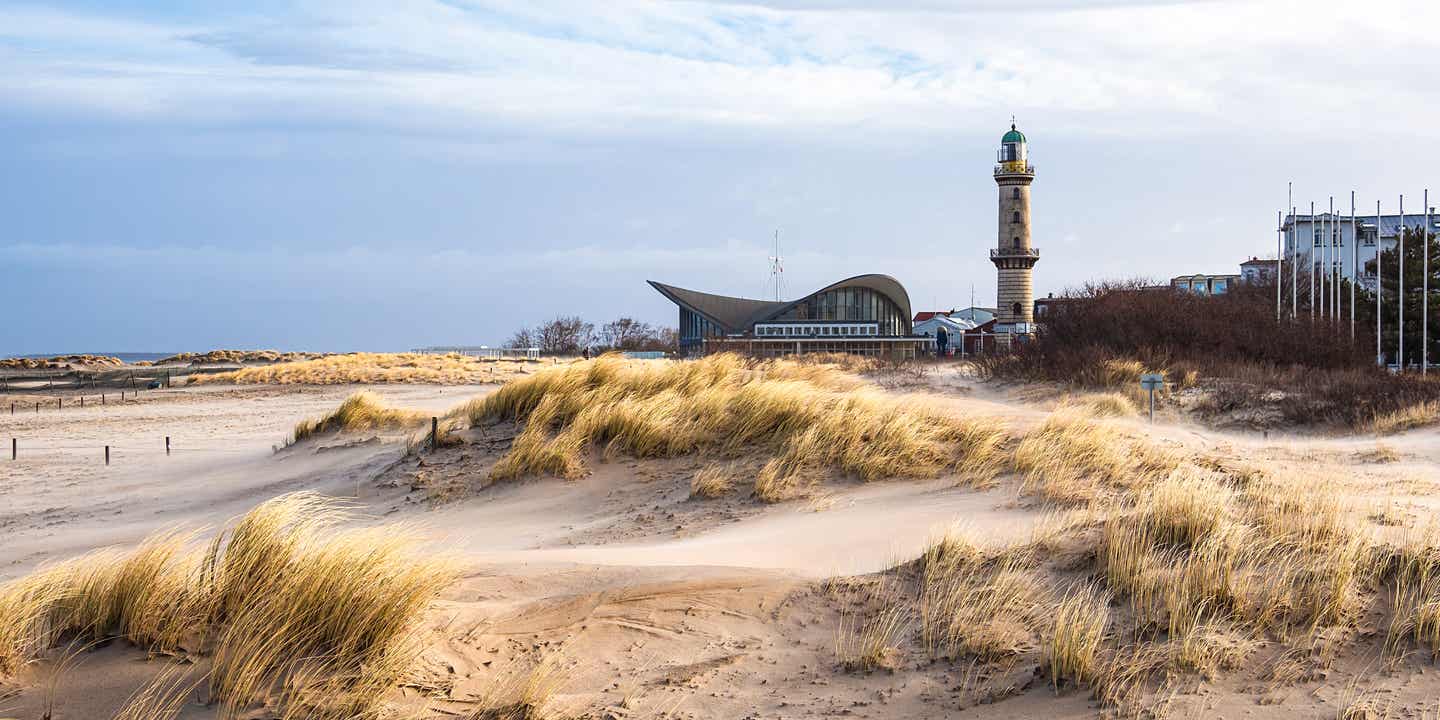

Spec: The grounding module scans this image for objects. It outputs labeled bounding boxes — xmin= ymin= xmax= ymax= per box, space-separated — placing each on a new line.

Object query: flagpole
xmin=1285 ymin=182 xmax=1291 ymax=319
xmin=1292 ymin=205 xmax=1299 ymax=319
xmin=1400 ymin=194 xmax=1406 ymax=371
xmin=1276 ymin=210 xmax=1283 ymax=321
xmin=1321 ymin=205 xmax=1329 ymax=320
xmin=1329 ymin=197 xmax=1336 ymax=321
xmin=1334 ymin=196 xmax=1341 ymax=323
xmin=1350 ymin=191 xmax=1357 ymax=342
xmin=1425 ymin=189 xmax=1431 ymax=375
xmin=1310 ymin=201 xmax=1316 ymax=319
xmin=1377 ymin=199 xmax=1383 ymax=366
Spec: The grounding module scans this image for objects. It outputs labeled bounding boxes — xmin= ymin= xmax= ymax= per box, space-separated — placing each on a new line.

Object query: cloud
xmin=4 ymin=0 xmax=1438 ymax=142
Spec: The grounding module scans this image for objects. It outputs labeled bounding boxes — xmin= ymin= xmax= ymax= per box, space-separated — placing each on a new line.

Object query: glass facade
xmin=678 ymin=307 xmax=724 ymax=351
xmin=770 ymin=287 xmax=909 ymax=335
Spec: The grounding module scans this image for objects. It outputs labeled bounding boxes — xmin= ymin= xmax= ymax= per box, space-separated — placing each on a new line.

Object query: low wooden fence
xmin=0 ymin=366 xmax=239 ymax=393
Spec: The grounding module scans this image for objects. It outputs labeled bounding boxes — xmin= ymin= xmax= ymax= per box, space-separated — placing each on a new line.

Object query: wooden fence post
xmin=431 ymin=417 xmax=439 ymax=450
xmin=10 ymin=438 xmax=14 ymax=460
xmin=166 ymin=436 xmax=171 ymax=456
xmin=105 ymin=446 xmax=110 ymax=466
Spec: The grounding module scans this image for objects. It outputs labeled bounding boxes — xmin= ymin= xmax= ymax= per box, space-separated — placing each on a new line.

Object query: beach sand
xmin=5 ymin=371 xmax=1440 ymax=718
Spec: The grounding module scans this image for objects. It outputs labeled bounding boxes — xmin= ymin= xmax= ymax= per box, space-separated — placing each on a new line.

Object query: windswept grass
xmin=292 ymin=390 xmax=432 ymax=442
xmin=1013 ymin=410 xmax=1179 ymax=504
xmin=1366 ymin=399 xmax=1440 ymax=435
xmin=1047 ymin=583 xmax=1111 ymax=692
xmin=689 ymin=463 xmax=737 ymax=499
xmin=462 ymin=354 xmax=1008 ymax=493
xmin=1058 ymin=391 xmax=1137 ymax=418
xmin=916 ymin=526 xmax=1049 ymax=662
xmin=0 ymin=493 xmax=457 ymax=720
xmin=194 ymin=352 xmax=548 ymax=385
xmin=834 ymin=580 xmax=911 ymax=672
xmin=468 ymin=654 xmax=569 ymax=720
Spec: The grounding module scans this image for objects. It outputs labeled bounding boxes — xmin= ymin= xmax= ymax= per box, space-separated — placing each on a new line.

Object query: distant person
xmin=582 ymin=346 xmax=591 ymax=361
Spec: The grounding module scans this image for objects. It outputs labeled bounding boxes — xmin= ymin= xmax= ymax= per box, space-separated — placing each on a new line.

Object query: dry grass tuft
xmin=918 ymin=528 xmax=1050 ymax=661
xmin=465 ymin=354 xmax=1008 ymax=490
xmin=111 ymin=662 xmax=204 ymax=720
xmin=1013 ymin=410 xmax=1179 ymax=504
xmin=468 ymin=654 xmax=568 ymax=720
xmin=689 ymin=463 xmax=737 ymax=499
xmin=1356 ymin=443 xmax=1402 ymax=463
xmin=293 ymin=390 xmax=432 ymax=443
xmin=834 ymin=581 xmax=911 ymax=672
xmin=1058 ymin=392 xmax=1137 ymax=418
xmin=1366 ymin=400 xmax=1440 ymax=435
xmin=193 ymin=352 xmax=547 ymax=385
xmin=1047 ymin=583 xmax=1111 ymax=692
xmin=0 ymin=492 xmax=457 ymax=720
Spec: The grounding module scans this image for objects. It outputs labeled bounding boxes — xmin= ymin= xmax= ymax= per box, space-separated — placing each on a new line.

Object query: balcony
xmin=991 ymin=247 xmax=1041 ymax=258
xmin=994 ymin=162 xmax=1035 ymax=176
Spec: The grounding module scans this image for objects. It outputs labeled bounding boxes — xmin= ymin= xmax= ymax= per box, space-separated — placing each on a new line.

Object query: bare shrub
xmin=981 ymin=280 xmax=1440 ymax=429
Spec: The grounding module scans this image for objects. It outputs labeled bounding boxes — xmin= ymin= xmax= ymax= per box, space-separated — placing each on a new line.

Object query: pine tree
xmin=1356 ymin=226 xmax=1440 ymax=367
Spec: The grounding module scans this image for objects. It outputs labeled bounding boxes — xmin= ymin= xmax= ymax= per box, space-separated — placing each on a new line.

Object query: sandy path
xmin=419 ymin=477 xmax=1034 ymax=577
xmin=0 ymin=383 xmax=483 ymax=579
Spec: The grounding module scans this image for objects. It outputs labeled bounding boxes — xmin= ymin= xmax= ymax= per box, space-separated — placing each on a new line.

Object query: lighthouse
xmin=990 ymin=122 xmax=1038 ymax=340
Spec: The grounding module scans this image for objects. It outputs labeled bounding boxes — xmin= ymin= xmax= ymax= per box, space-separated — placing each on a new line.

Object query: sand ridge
xmin=5 ymin=371 xmax=1440 ymax=718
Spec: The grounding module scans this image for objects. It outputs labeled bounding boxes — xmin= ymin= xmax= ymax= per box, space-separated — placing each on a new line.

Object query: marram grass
xmin=0 ymin=492 xmax=457 ymax=720
xmin=194 ymin=351 xmax=544 ymax=386
xmin=461 ymin=353 xmax=1008 ymax=497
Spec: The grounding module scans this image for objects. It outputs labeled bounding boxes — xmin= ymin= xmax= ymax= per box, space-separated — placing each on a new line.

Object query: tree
xmin=600 ymin=318 xmax=655 ymax=351
xmin=535 ymin=316 xmax=595 ymax=355
xmin=506 ymin=327 xmax=536 ymax=349
xmin=1358 ymin=226 xmax=1440 ymax=367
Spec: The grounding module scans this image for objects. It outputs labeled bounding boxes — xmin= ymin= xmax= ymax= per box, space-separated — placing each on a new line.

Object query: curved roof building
xmin=648 ymin=274 xmax=927 ymax=358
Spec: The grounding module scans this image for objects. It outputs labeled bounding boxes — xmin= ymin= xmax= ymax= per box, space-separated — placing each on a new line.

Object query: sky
xmin=3 ymin=0 xmax=1440 ymax=354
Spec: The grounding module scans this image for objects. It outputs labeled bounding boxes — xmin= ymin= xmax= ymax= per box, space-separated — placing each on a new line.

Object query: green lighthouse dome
xmin=1002 ymin=124 xmax=1026 ymax=144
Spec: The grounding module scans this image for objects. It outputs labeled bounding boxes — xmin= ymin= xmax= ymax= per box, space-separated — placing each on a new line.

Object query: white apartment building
xmin=1281 ymin=210 xmax=1440 ymax=290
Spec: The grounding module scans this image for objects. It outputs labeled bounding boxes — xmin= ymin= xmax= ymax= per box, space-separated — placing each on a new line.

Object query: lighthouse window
xmin=1012 ymin=237 xmax=1020 ymax=248
xmin=1012 ymin=188 xmax=1020 ymax=199
xmin=1012 ymin=211 xmax=1021 ymax=224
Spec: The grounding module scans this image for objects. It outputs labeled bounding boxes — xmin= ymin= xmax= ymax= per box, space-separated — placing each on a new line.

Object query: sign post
xmin=1140 ymin=373 xmax=1165 ymax=424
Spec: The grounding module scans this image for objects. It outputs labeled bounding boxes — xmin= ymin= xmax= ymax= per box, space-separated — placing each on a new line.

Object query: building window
xmin=1011 ymin=302 xmax=1022 ymax=317
xmin=1012 ymin=188 xmax=1020 ymax=199
xmin=1012 ymin=237 xmax=1020 ymax=248
xmin=1012 ymin=211 xmax=1021 ymax=224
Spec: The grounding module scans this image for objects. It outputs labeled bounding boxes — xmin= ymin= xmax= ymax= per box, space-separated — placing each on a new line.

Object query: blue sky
xmin=4 ymin=0 xmax=1439 ymax=353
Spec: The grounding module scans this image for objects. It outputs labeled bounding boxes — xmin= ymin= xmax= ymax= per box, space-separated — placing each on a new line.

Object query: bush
xmin=983 ymin=280 xmax=1440 ymax=429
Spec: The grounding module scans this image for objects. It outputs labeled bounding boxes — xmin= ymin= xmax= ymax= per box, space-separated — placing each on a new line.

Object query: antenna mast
xmin=769 ymin=229 xmax=785 ymax=301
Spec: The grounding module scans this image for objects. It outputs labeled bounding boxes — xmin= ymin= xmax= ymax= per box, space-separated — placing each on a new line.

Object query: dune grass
xmin=1047 ymin=583 xmax=1111 ymax=692
xmin=291 ymin=390 xmax=433 ymax=443
xmin=1058 ymin=391 xmax=1137 ymax=418
xmin=1013 ymin=410 xmax=1179 ymax=504
xmin=824 ymin=412 xmax=1440 ymax=712
xmin=461 ymin=354 xmax=1008 ymax=495
xmin=0 ymin=493 xmax=456 ymax=720
xmin=193 ymin=352 xmax=547 ymax=386
xmin=1366 ymin=399 xmax=1440 ymax=435
xmin=689 ymin=463 xmax=736 ymax=499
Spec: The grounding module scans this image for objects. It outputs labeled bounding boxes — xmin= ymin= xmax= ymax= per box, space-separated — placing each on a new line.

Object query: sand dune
xmin=6 ymin=368 xmax=1440 ymax=718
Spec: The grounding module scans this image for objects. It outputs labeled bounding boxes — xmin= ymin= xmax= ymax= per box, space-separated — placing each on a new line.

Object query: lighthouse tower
xmin=990 ymin=122 xmax=1038 ymax=339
